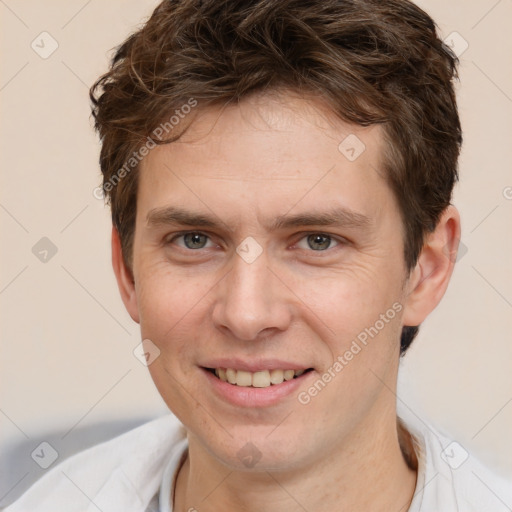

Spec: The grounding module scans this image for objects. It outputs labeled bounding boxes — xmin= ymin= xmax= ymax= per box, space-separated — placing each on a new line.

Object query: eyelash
xmin=165 ymin=231 xmax=346 ymax=254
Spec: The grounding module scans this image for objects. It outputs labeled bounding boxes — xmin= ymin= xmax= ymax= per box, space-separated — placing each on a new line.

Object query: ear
xmin=111 ymin=226 xmax=140 ymax=324
xmin=401 ymin=205 xmax=461 ymax=327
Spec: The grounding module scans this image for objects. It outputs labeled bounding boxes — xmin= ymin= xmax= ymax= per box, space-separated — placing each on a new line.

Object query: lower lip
xmin=201 ymin=368 xmax=314 ymax=408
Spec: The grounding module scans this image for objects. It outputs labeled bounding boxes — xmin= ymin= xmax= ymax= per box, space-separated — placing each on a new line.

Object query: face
xmin=127 ymin=92 xmax=413 ymax=471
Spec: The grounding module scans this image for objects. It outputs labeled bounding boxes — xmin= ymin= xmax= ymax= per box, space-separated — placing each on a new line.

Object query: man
xmin=5 ymin=0 xmax=511 ymax=511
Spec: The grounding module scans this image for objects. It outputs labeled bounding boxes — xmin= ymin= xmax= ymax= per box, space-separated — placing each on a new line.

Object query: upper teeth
xmin=214 ymin=368 xmax=306 ymax=387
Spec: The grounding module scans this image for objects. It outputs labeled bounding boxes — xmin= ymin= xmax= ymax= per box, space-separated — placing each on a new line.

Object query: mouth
xmin=203 ymin=367 xmax=314 ymax=388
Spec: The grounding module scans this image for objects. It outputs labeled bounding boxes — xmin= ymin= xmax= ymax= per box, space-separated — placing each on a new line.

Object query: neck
xmin=174 ymin=404 xmax=417 ymax=512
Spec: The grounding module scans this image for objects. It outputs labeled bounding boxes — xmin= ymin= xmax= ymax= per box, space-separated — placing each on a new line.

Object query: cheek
xmin=290 ymin=266 xmax=405 ymax=406
xmin=291 ymin=264 xmax=402 ymax=337
xmin=135 ymin=267 xmax=209 ymax=414
xmin=137 ymin=258 xmax=199 ymax=327
xmin=135 ymin=264 xmax=202 ymax=358
xmin=295 ymin=299 xmax=404 ymax=433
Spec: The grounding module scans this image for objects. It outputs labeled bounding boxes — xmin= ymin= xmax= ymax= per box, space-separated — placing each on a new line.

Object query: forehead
xmin=138 ymin=91 xmax=392 ymax=226
xmin=154 ymin=91 xmax=384 ymax=170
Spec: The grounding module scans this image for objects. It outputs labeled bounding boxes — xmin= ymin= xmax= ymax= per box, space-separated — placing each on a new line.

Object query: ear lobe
xmin=111 ymin=226 xmax=140 ymax=324
xmin=401 ymin=206 xmax=461 ymax=327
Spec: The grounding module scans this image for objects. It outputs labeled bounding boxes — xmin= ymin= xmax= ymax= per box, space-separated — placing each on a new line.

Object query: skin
xmin=112 ymin=90 xmax=460 ymax=511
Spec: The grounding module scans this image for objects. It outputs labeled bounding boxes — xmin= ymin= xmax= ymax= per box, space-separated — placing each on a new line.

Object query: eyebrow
xmin=270 ymin=208 xmax=371 ymax=231
xmin=146 ymin=205 xmax=371 ymax=232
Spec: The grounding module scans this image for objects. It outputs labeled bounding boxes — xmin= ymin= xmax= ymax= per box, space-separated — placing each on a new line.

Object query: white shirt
xmin=3 ymin=411 xmax=511 ymax=512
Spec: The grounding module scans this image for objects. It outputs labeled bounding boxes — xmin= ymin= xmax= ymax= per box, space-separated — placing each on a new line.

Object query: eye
xmin=168 ymin=232 xmax=214 ymax=250
xmin=295 ymin=233 xmax=341 ymax=252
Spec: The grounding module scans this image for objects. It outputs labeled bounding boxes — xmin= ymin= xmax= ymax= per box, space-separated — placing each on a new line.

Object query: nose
xmin=211 ymin=246 xmax=293 ymax=342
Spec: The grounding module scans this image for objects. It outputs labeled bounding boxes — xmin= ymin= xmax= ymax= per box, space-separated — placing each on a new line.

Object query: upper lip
xmin=201 ymin=358 xmax=312 ymax=372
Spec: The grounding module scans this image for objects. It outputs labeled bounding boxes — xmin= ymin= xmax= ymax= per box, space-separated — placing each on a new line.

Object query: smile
xmin=206 ymin=367 xmax=313 ymax=388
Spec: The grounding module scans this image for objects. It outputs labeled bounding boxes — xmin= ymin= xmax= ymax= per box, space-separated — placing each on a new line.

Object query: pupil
xmin=185 ymin=233 xmax=206 ymax=249
xmin=308 ymin=234 xmax=330 ymax=251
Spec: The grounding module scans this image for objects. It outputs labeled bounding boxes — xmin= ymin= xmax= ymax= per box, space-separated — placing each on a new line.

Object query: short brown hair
xmin=90 ymin=0 xmax=462 ymax=354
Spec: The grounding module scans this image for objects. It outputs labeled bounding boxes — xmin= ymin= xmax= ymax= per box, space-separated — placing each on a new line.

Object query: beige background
xmin=1 ymin=0 xmax=511 ymax=506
